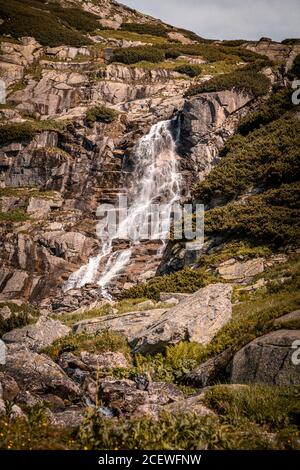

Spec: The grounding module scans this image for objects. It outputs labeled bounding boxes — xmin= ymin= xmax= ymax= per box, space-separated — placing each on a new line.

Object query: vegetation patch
xmin=174 ymin=64 xmax=202 ymax=77
xmin=113 ymin=46 xmax=165 ymax=65
xmin=0 ymin=302 xmax=39 ymax=336
xmin=237 ymin=87 xmax=296 ymax=136
xmin=85 ymin=106 xmax=117 ymax=127
xmin=185 ymin=67 xmax=270 ymax=97
xmin=121 ymin=23 xmax=168 ymax=38
xmin=0 ymin=209 xmax=30 ymax=224
xmin=0 ymin=120 xmax=67 ymax=145
xmin=122 ymin=267 xmax=218 ymax=301
xmin=194 ymin=116 xmax=300 ymax=205
xmin=0 ymin=0 xmax=91 ymax=47
xmin=44 ymin=330 xmax=131 ymax=361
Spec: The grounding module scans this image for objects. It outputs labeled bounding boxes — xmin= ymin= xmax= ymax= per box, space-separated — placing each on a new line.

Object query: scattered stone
xmin=217 ymin=258 xmax=265 ymax=282
xmin=135 ymin=300 xmax=155 ymax=310
xmin=0 ymin=305 xmax=12 ymax=321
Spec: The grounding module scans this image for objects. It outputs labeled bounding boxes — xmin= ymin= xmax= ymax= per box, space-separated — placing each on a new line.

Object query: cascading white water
xmin=63 ymin=118 xmax=181 ymax=297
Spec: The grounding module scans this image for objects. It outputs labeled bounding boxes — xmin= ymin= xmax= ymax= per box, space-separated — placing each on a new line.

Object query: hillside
xmin=0 ymin=0 xmax=300 ymax=451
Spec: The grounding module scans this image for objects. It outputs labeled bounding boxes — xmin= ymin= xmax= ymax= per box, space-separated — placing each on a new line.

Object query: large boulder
xmin=230 ymin=330 xmax=300 ymax=386
xmin=132 ymin=283 xmax=233 ymax=354
xmin=72 ymin=309 xmax=167 ymax=341
xmin=1 ymin=344 xmax=81 ymax=400
xmin=2 ymin=317 xmax=70 ymax=352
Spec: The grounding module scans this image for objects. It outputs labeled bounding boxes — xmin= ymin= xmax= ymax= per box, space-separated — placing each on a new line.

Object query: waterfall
xmin=63 ymin=118 xmax=181 ymax=297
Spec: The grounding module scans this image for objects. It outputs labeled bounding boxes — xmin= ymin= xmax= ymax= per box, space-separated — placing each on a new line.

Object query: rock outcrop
xmin=230 ymin=330 xmax=300 ymax=386
xmin=133 ymin=283 xmax=233 ymax=353
xmin=2 ymin=317 xmax=70 ymax=352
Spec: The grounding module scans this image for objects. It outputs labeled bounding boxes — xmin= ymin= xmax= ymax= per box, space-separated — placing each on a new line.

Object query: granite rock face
xmin=230 ymin=330 xmax=300 ymax=386
xmin=2 ymin=317 xmax=70 ymax=352
xmin=133 ymin=283 xmax=233 ymax=354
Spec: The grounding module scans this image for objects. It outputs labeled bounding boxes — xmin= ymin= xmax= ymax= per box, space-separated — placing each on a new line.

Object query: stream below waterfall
xmin=63 ymin=118 xmax=182 ymax=298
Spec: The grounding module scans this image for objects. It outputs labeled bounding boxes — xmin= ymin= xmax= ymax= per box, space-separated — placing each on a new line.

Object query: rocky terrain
xmin=0 ymin=0 xmax=299 ymax=450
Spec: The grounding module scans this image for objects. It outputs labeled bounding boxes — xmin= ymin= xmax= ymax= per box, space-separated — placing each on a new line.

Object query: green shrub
xmin=205 ymin=190 xmax=299 ymax=246
xmin=44 ymin=330 xmax=131 ymax=361
xmin=289 ymin=53 xmax=300 ymax=79
xmin=85 ymin=106 xmax=117 ymax=127
xmin=0 ymin=302 xmax=38 ymax=336
xmin=174 ymin=64 xmax=201 ymax=77
xmin=0 ymin=120 xmax=67 ymax=145
xmin=237 ymin=87 xmax=295 ymax=136
xmin=186 ymin=68 xmax=270 ymax=97
xmin=121 ymin=23 xmax=168 ymax=37
xmin=78 ymin=411 xmax=278 ymax=450
xmin=48 ymin=5 xmax=100 ymax=33
xmin=0 ymin=0 xmax=91 ymax=47
xmin=194 ymin=116 xmax=300 ymax=205
xmin=0 ymin=404 xmax=75 ymax=450
xmin=122 ymin=267 xmax=217 ymax=301
xmin=0 ymin=122 xmax=35 ymax=144
xmin=113 ymin=46 xmax=165 ymax=64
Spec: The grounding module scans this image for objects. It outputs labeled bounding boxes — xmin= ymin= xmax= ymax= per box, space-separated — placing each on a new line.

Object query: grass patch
xmin=95 ymin=29 xmax=169 ymax=45
xmin=60 ymin=304 xmax=112 ymax=326
xmin=77 ymin=408 xmax=297 ymax=450
xmin=204 ymin=384 xmax=300 ymax=432
xmin=0 ymin=210 xmax=30 ymax=223
xmin=44 ymin=330 xmax=131 ymax=361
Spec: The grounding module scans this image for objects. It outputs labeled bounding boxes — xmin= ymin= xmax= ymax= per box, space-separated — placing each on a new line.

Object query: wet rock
xmin=133 ymin=283 xmax=233 ymax=354
xmin=2 ymin=317 xmax=70 ymax=352
xmin=231 ymin=330 xmax=300 ymax=386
